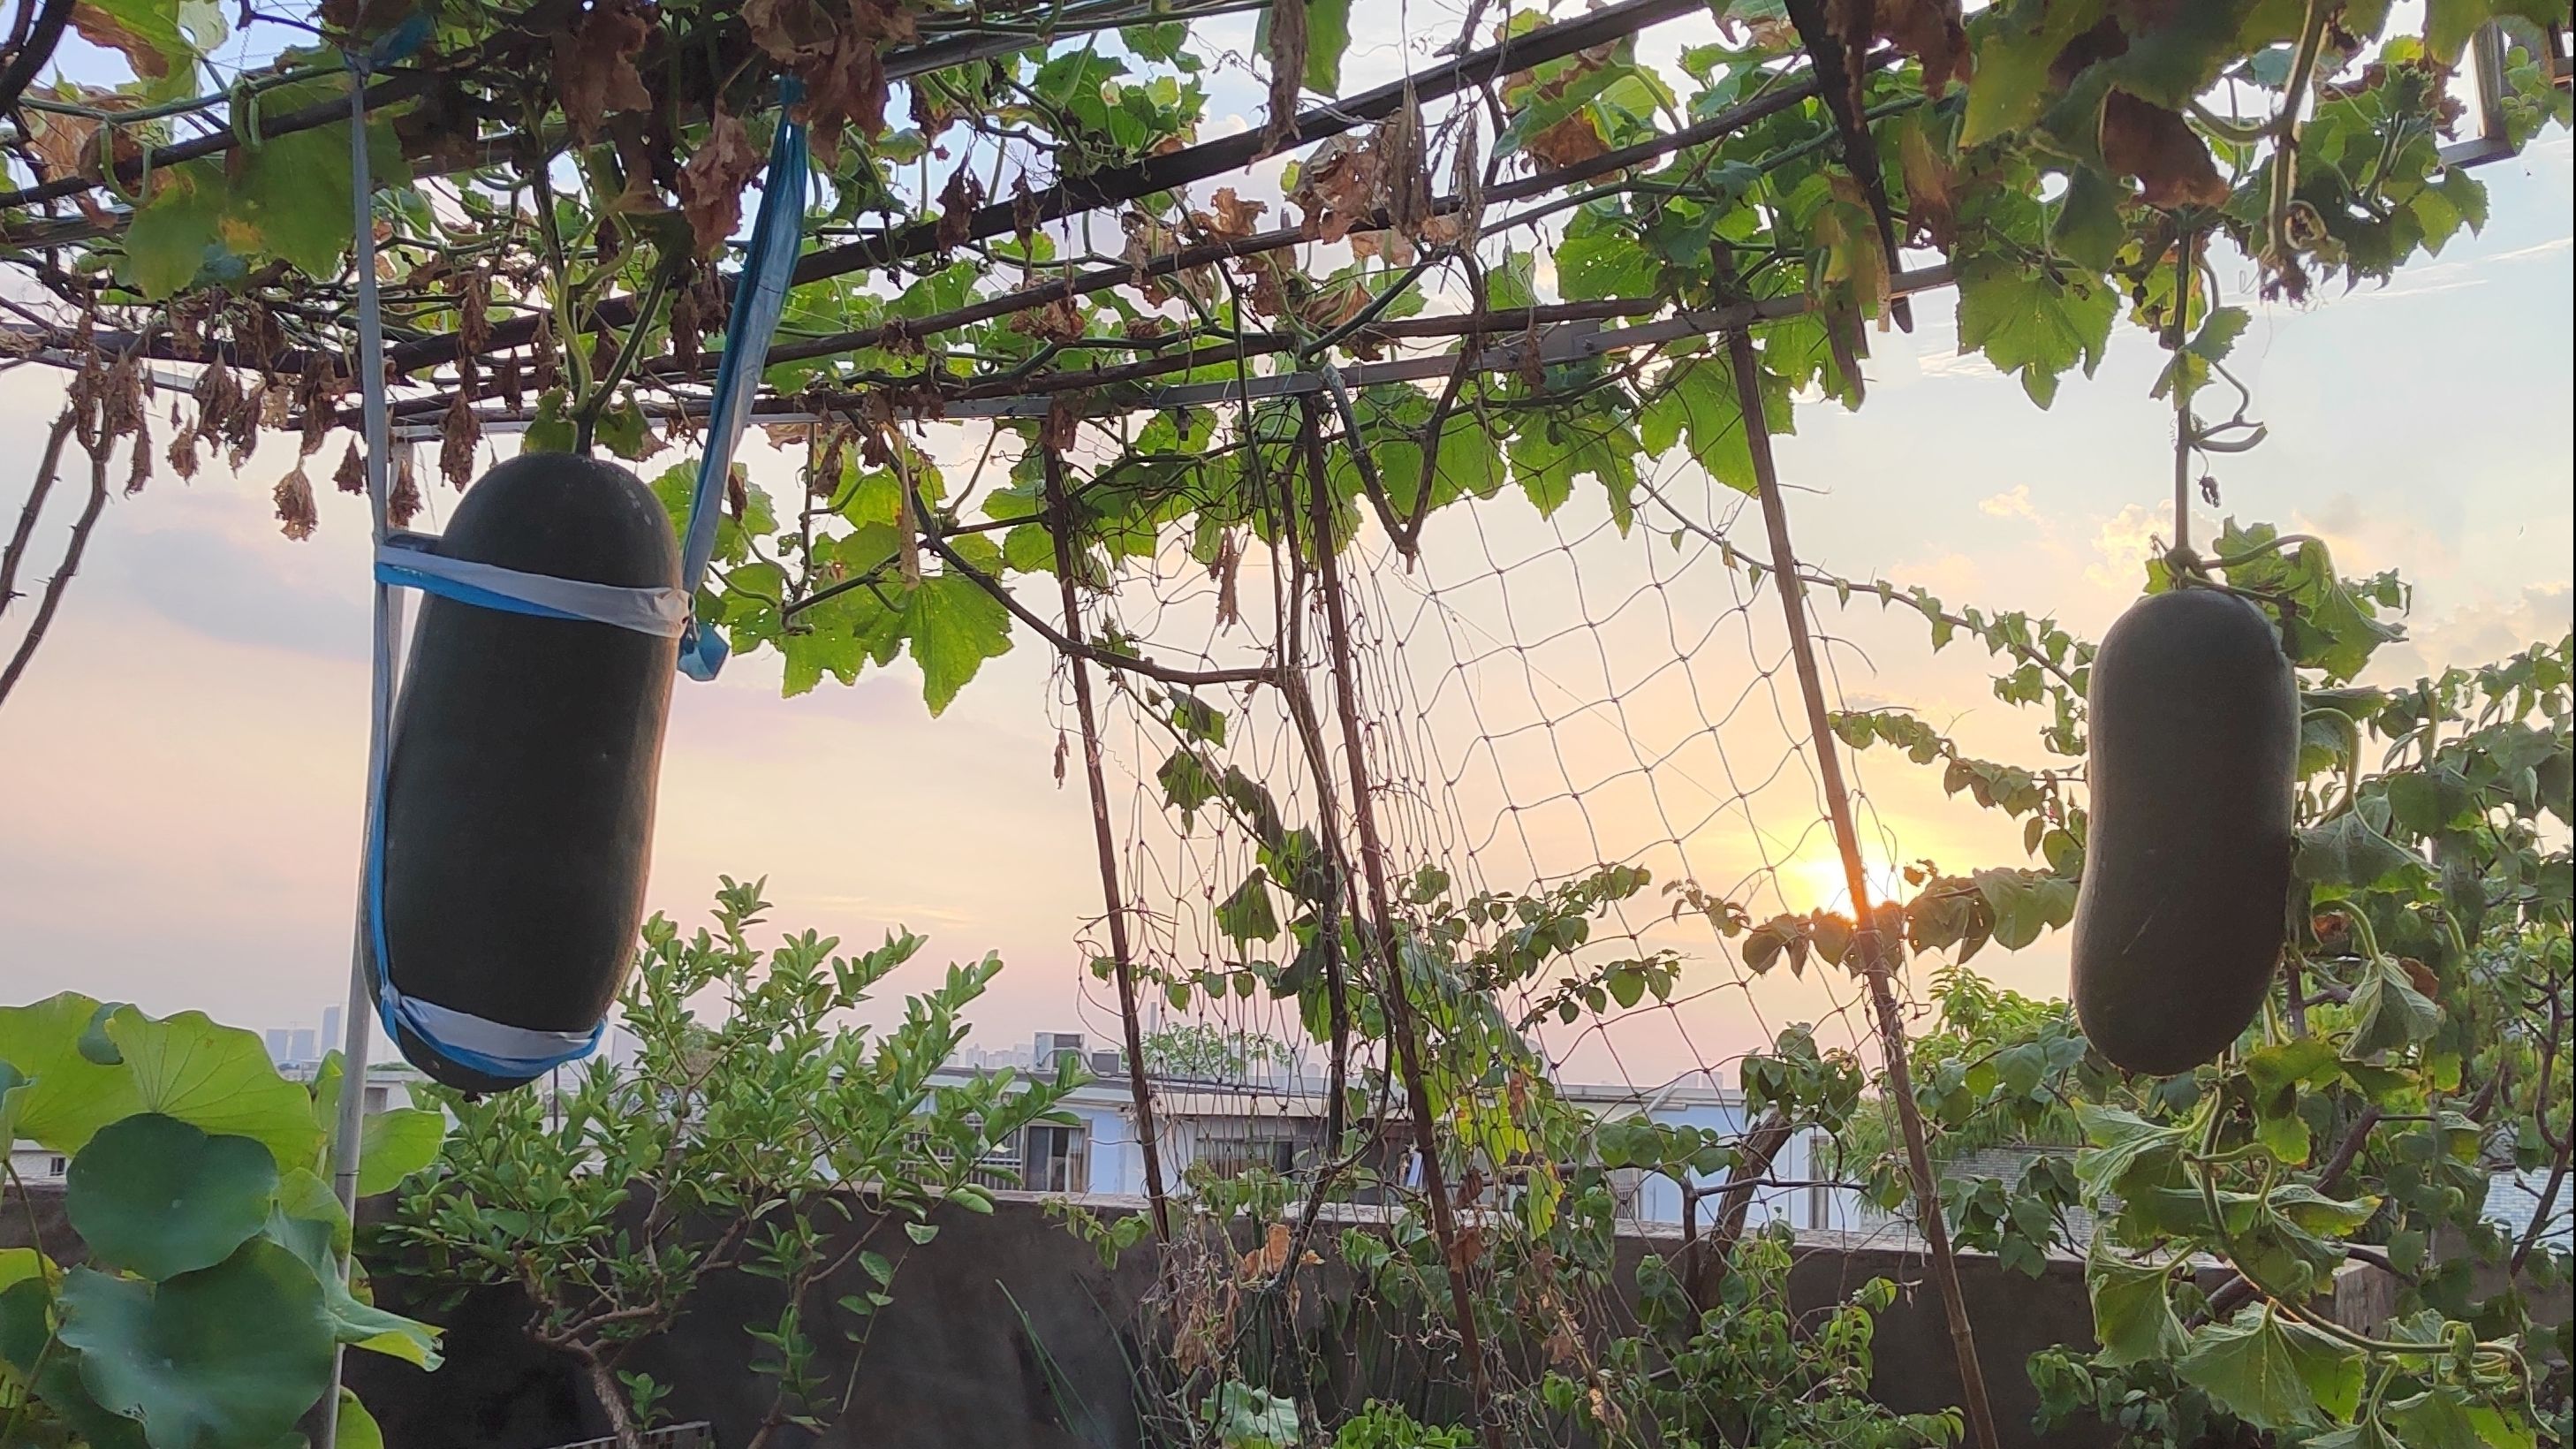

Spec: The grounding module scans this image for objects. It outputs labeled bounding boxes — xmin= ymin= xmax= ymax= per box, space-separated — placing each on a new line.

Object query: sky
xmin=2 ymin=13 xmax=2570 ymax=1093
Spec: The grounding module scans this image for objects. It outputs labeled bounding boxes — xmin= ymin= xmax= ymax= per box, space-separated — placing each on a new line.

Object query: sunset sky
xmin=3 ymin=17 xmax=2569 ymax=1094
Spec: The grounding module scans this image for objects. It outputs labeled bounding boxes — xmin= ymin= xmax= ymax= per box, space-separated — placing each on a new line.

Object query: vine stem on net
xmin=0 ymin=409 xmax=102 ymax=711
xmin=1728 ymin=325 xmax=2003 ymax=1449
xmin=1042 ymin=449 xmax=1172 ymax=1242
xmin=1299 ymin=396 xmax=1504 ymax=1449
xmin=2170 ymin=223 xmax=2200 ymax=555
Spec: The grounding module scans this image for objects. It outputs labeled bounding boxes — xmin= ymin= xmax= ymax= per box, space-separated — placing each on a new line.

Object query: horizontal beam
xmin=382 ymin=0 xmax=1712 ymax=373
xmin=384 ymin=264 xmax=1956 ymax=441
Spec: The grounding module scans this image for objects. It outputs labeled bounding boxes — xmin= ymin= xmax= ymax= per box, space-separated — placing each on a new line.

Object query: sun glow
xmin=1781 ymin=849 xmax=1911 ymax=917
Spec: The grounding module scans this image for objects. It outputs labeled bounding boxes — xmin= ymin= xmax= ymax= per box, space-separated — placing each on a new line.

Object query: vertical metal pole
xmin=320 ymin=60 xmax=405 ymax=1449
xmin=1728 ymin=327 xmax=2001 ymax=1449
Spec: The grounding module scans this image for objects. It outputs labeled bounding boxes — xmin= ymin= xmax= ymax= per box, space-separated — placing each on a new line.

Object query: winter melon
xmin=2071 ymin=587 xmax=2298 ymax=1075
xmin=375 ymin=453 xmax=678 ymax=1090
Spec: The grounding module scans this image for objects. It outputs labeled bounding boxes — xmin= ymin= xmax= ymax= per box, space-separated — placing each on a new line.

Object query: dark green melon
xmin=375 ymin=453 xmax=678 ymax=1090
xmin=2072 ymin=587 xmax=2299 ymax=1075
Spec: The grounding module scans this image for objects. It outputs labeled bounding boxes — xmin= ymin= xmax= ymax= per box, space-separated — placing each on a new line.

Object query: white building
xmin=929 ymin=1033 xmax=1850 ymax=1233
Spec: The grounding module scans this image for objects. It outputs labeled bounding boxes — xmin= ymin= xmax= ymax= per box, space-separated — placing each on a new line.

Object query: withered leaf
xmin=70 ymin=4 xmax=170 ymax=80
xmin=390 ymin=449 xmax=422 ymax=527
xmin=1290 ymin=134 xmax=1384 ymax=244
xmin=1263 ymin=0 xmax=1307 ymax=155
xmin=2101 ymin=92 xmax=2229 ymax=210
xmin=678 ymin=110 xmax=763 ymax=258
xmin=1875 ymin=0 xmax=1972 ymax=93
xmin=936 ymin=161 xmax=986 ymax=251
xmin=554 ymin=0 xmax=654 ymax=141
xmin=1898 ymin=115 xmax=1957 ymax=248
xmin=439 ymin=388 xmax=481 ymax=492
xmin=274 ymin=466 xmax=318 ymax=541
xmin=1525 ymin=111 xmax=1609 ymax=172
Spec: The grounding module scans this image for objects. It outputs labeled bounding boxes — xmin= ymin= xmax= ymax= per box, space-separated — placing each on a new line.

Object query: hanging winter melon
xmin=372 ymin=453 xmax=678 ymax=1091
xmin=2071 ymin=587 xmax=2299 ymax=1075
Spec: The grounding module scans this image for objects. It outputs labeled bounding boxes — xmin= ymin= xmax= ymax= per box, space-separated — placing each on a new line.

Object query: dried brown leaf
xmin=1525 ymin=110 xmax=1609 ymax=172
xmin=554 ymin=0 xmax=654 ymax=141
xmin=1263 ymin=0 xmax=1307 ymax=154
xmin=935 ymin=161 xmax=986 ymax=251
xmin=335 ymin=440 xmax=367 ymax=496
xmin=2101 ymin=92 xmax=2229 ymax=209
xmin=439 ymin=388 xmax=481 ymax=491
xmin=678 ymin=110 xmax=763 ymax=258
xmin=1289 ymin=134 xmax=1384 ymax=243
xmin=70 ymin=4 xmax=170 ymax=80
xmin=274 ymin=466 xmax=318 ymax=541
xmin=390 ymin=448 xmax=422 ymax=527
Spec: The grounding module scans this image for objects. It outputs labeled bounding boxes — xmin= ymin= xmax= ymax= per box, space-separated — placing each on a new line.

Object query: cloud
xmin=1978 ymin=485 xmax=2038 ymax=522
xmin=2086 ymin=504 xmax=2164 ymax=593
xmin=2380 ymin=585 xmax=2574 ymax=679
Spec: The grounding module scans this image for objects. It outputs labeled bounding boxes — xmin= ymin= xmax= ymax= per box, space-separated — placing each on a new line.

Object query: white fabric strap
xmin=392 ymin=993 xmax=601 ymax=1066
xmin=376 ymin=535 xmax=688 ymax=639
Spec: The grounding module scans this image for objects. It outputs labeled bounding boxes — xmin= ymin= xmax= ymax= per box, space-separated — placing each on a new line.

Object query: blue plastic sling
xmin=355 ymin=87 xmax=810 ymax=1081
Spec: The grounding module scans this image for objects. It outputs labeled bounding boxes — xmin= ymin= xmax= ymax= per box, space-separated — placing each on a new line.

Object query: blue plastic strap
xmin=362 ymin=746 xmax=603 ymax=1081
xmin=375 ymin=533 xmax=687 ymax=637
xmin=677 ymin=83 xmax=809 ymax=683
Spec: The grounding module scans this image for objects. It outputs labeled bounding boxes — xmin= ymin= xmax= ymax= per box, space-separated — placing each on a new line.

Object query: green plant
xmin=1333 ymin=1400 xmax=1476 ymax=1449
xmin=1815 ymin=530 xmax=2573 ymax=1446
xmin=0 ymin=995 xmax=444 ymax=1448
xmin=384 ymin=876 xmax=1082 ymax=1449
xmin=1141 ymin=1023 xmax=1300 ymax=1082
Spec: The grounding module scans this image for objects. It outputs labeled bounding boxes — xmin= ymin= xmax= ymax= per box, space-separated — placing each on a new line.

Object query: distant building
xmin=923 ymin=1032 xmax=1847 ymax=1232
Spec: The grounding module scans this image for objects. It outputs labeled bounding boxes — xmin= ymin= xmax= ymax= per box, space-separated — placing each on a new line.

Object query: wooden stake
xmin=1728 ymin=327 xmax=2002 ymax=1449
xmin=1299 ymin=399 xmax=1504 ymax=1449
xmin=1043 ymin=451 xmax=1171 ymax=1240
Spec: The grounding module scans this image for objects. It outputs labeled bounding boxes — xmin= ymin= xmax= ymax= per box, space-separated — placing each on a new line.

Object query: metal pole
xmin=319 ymin=58 xmax=405 ymax=1449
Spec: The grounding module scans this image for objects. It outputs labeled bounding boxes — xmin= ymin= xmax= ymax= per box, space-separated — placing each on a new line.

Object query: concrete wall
xmin=7 ymin=1183 xmax=2113 ymax=1448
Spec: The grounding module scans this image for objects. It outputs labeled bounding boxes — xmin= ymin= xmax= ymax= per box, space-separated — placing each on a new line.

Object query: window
xmin=1021 ymin=1123 xmax=1089 ymax=1194
xmin=49 ymin=1156 xmax=67 ymax=1178
xmin=1190 ymin=1119 xmax=1315 ymax=1180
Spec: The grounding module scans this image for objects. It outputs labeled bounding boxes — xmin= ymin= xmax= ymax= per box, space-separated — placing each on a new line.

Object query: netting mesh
xmin=985 ymin=393 xmax=1959 ymax=1432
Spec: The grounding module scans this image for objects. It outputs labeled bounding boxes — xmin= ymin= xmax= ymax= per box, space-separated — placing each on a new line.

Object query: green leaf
xmin=106 ymin=1009 xmax=325 ymax=1172
xmin=357 ymin=1107 xmax=445 ymax=1196
xmin=2087 ymin=1249 xmax=2183 ymax=1368
xmin=58 ymin=1241 xmax=337 ymax=1448
xmin=1216 ymin=871 xmax=1281 ymax=944
xmin=2175 ymin=1309 xmax=2362 ymax=1430
xmin=0 ymin=1056 xmax=28 ymax=1146
xmin=1169 ymin=694 xmax=1226 ymax=745
xmin=2051 ymin=165 xmax=2126 ymax=272
xmin=334 ymin=1389 xmax=389 ymax=1449
xmin=262 ymin=1203 xmax=444 ymax=1369
xmin=2346 ymin=955 xmax=2441 ymax=1057
xmin=2295 ymin=813 xmax=2424 ymax=891
xmin=1554 ymin=226 xmax=1660 ymax=302
xmin=2264 ymin=1183 xmax=2381 ymax=1236
xmin=116 ymin=166 xmax=230 ymax=300
xmin=0 ymin=1278 xmax=148 ymax=1449
xmin=1954 ymin=255 xmax=2117 ymax=408
xmin=1963 ymin=14 xmax=2073 ymax=146
xmin=2384 ymin=1385 xmax=2538 ymax=1449
xmin=2074 ymin=1104 xmax=2187 ymax=1202
xmin=2243 ymin=1038 xmax=2341 ymax=1100
xmin=0 ymin=993 xmax=143 ymax=1153
xmin=1639 ymin=357 xmax=1783 ymax=495
xmin=902 ymin=574 xmax=1012 ymax=716
xmin=66 ymin=1114 xmax=278 ymax=1281
xmin=1254 ymin=0 xmax=1353 ymax=94
xmin=2383 ymin=767 xmax=2475 ymax=834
